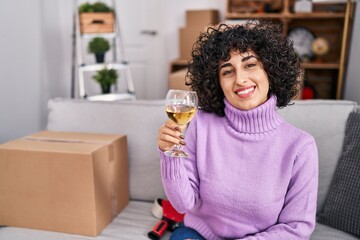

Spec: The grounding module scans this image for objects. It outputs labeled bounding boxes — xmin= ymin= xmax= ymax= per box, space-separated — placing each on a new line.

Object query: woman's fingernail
xmin=180 ymin=134 xmax=185 ymax=139
xmin=175 ymin=126 xmax=181 ymax=131
xmin=180 ymin=140 xmax=186 ymax=145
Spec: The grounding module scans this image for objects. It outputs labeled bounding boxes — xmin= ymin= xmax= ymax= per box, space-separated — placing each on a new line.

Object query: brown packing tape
xmin=108 ymin=144 xmax=114 ymax=162
xmin=108 ymin=143 xmax=118 ymax=219
xmin=23 ymin=136 xmax=113 ymax=145
xmin=26 ymin=131 xmax=125 ymax=142
xmin=111 ymin=186 xmax=118 ymax=219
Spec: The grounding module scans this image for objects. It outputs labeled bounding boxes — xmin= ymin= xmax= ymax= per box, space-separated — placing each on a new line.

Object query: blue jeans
xmin=170 ymin=222 xmax=205 ymax=240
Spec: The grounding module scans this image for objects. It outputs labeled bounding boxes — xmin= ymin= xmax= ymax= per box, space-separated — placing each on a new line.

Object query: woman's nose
xmin=236 ymin=71 xmax=247 ymax=85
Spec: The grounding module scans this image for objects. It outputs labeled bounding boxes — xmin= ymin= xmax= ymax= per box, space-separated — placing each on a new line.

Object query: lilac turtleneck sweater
xmin=159 ymin=96 xmax=318 ymax=240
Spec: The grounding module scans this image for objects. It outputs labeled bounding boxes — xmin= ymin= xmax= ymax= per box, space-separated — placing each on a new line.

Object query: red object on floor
xmin=162 ymin=200 xmax=184 ymax=222
xmin=148 ymin=199 xmax=184 ymax=240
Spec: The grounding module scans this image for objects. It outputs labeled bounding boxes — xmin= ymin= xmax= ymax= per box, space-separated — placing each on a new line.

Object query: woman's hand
xmin=158 ymin=120 xmax=186 ymax=152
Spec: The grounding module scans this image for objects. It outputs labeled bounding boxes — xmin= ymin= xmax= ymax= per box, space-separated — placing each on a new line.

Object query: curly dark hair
xmin=186 ymin=20 xmax=302 ymax=116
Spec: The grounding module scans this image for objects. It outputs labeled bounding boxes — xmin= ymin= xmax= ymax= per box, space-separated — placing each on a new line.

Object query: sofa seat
xmin=0 ymin=200 xmax=171 ymax=240
xmin=2 ymin=203 xmax=358 ymax=240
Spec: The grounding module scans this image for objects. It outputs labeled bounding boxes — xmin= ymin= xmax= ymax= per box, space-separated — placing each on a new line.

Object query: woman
xmin=157 ymin=20 xmax=318 ymax=240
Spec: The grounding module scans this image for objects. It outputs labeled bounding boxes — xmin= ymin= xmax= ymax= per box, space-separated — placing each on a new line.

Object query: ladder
xmin=71 ymin=0 xmax=136 ymax=101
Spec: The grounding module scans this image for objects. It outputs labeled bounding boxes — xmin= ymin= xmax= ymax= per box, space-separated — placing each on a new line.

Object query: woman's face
xmin=219 ymin=51 xmax=270 ymax=110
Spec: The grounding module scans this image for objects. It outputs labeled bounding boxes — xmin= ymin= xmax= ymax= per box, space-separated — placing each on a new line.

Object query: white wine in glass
xmin=164 ymin=89 xmax=198 ymax=158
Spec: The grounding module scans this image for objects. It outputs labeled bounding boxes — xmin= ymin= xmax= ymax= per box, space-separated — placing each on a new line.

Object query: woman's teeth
xmin=237 ymin=87 xmax=254 ymax=95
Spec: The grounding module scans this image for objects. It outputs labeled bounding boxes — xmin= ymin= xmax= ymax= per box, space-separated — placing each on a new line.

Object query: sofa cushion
xmin=277 ymin=100 xmax=357 ymax=213
xmin=317 ymin=111 xmax=360 ymax=236
xmin=311 ymin=223 xmax=359 ymax=240
xmin=47 ymin=98 xmax=167 ymax=201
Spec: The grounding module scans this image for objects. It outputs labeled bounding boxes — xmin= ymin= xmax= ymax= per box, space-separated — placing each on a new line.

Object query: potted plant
xmin=78 ymin=2 xmax=114 ymax=34
xmin=88 ymin=37 xmax=110 ymax=63
xmin=79 ymin=2 xmax=113 ymax=13
xmin=93 ymin=67 xmax=118 ymax=94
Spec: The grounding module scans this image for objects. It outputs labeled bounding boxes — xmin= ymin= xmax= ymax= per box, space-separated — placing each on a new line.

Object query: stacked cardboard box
xmin=170 ymin=9 xmax=219 ymax=91
xmin=179 ymin=9 xmax=219 ymax=61
xmin=169 ymin=68 xmax=190 ymax=91
xmin=0 ymin=131 xmax=129 ymax=236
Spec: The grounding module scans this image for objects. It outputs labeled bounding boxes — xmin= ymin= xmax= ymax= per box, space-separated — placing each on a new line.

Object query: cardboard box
xmin=0 ymin=131 xmax=129 ymax=236
xmin=179 ymin=9 xmax=219 ymax=61
xmin=179 ymin=27 xmax=202 ymax=60
xmin=186 ymin=9 xmax=219 ymax=29
xmin=169 ymin=68 xmax=190 ymax=91
xmin=80 ymin=13 xmax=114 ymax=34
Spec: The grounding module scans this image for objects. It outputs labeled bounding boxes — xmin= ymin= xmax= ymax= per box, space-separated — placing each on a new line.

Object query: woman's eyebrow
xmin=241 ymin=55 xmax=257 ymax=62
xmin=219 ymin=55 xmax=258 ymax=70
xmin=219 ymin=62 xmax=232 ymax=70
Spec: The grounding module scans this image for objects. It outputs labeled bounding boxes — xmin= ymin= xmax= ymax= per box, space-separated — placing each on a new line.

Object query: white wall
xmin=0 ymin=0 xmax=73 ymax=143
xmin=0 ymin=0 xmax=359 ymax=143
xmin=0 ymin=0 xmax=43 ymax=143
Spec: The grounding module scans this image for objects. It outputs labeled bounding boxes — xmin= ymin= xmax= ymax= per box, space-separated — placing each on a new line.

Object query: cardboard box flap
xmin=0 ymin=139 xmax=103 ymax=154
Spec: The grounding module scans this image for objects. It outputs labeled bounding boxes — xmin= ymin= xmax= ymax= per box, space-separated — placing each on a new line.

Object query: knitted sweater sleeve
xmin=159 ymin=116 xmax=200 ymax=213
xmin=237 ymin=138 xmax=319 ymax=240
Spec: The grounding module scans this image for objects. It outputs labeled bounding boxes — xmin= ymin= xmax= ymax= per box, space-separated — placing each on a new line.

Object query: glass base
xmin=164 ymin=148 xmax=189 ymax=158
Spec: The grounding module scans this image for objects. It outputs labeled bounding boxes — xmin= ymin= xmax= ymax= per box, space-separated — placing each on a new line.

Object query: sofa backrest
xmin=47 ymin=98 xmax=357 ymax=211
xmin=47 ymin=98 xmax=167 ymax=202
xmin=278 ymin=100 xmax=357 ymax=213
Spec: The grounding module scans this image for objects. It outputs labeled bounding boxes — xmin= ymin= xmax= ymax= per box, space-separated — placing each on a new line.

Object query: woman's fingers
xmin=158 ymin=120 xmax=186 ymax=151
xmin=164 ymin=120 xmax=185 ymax=132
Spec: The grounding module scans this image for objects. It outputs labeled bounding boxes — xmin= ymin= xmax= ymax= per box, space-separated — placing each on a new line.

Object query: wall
xmin=0 ymin=0 xmax=43 ymax=143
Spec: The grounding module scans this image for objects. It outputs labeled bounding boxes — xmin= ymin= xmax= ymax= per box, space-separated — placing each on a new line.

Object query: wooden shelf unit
xmin=226 ymin=12 xmax=346 ymax=20
xmin=226 ymin=0 xmax=355 ymax=99
xmin=301 ymin=62 xmax=340 ymax=69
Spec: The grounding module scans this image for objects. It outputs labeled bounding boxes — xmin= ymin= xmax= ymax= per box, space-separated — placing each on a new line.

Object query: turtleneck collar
xmin=224 ymin=95 xmax=284 ymax=134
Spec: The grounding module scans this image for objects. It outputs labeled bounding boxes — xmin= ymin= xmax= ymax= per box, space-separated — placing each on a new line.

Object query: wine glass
xmin=164 ymin=89 xmax=198 ymax=158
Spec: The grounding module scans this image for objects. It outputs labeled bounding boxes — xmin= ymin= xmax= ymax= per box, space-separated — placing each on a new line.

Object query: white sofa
xmin=0 ymin=98 xmax=358 ymax=240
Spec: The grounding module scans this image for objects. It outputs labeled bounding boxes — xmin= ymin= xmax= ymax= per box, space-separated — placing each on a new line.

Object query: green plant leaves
xmin=88 ymin=37 xmax=110 ymax=54
xmin=79 ymin=2 xmax=113 ymax=13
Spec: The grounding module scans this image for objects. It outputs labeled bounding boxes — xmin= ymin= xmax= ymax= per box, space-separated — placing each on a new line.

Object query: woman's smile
xmin=235 ymin=86 xmax=256 ymax=98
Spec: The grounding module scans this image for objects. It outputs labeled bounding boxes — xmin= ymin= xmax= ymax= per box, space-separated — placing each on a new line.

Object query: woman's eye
xmin=222 ymin=69 xmax=233 ymax=76
xmin=245 ymin=63 xmax=256 ymax=69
